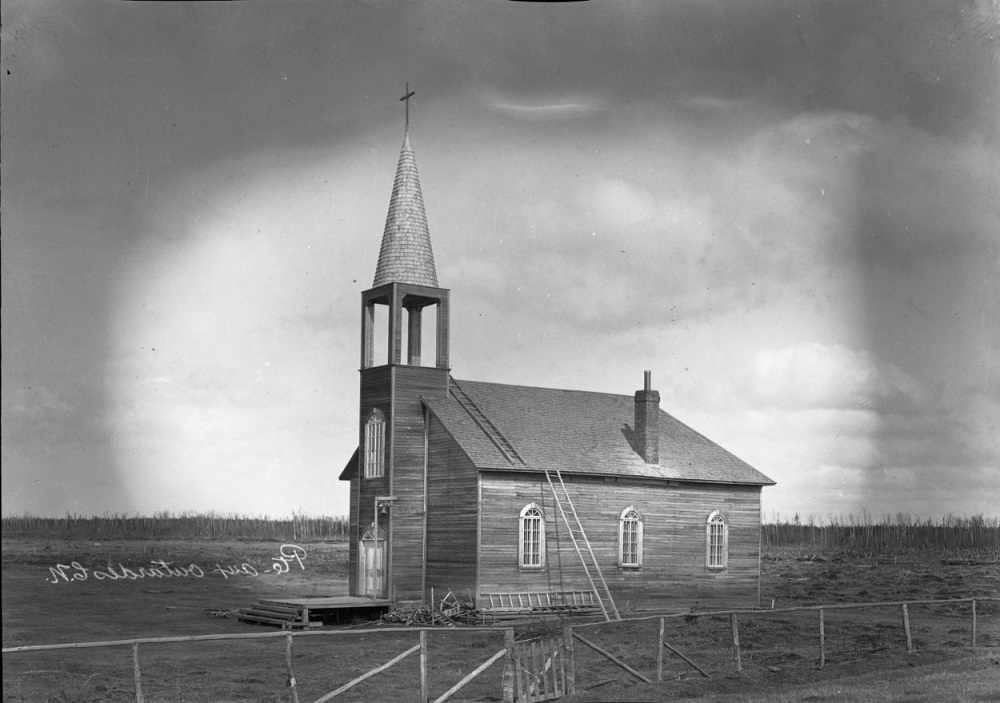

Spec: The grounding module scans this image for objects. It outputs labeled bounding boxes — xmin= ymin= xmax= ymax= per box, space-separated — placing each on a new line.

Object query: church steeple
xmin=373 ymin=131 xmax=438 ymax=288
xmin=360 ymin=93 xmax=450 ymax=372
xmin=351 ymin=91 xmax=451 ymax=601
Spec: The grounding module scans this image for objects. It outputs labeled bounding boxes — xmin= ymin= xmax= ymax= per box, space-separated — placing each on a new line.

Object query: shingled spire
xmin=373 ymin=130 xmax=438 ymax=288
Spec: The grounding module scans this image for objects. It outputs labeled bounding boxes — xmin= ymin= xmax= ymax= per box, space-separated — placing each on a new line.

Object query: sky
xmin=2 ymin=0 xmax=998 ymax=523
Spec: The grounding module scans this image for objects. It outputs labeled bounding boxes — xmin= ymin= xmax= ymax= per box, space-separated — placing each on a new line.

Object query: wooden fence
xmin=571 ymin=596 xmax=994 ymax=683
xmin=2 ymin=626 xmax=516 ymax=703
xmin=3 ymin=597 xmax=996 ymax=703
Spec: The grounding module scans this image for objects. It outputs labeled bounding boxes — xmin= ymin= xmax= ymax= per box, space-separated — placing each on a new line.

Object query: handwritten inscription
xmin=47 ymin=544 xmax=307 ymax=585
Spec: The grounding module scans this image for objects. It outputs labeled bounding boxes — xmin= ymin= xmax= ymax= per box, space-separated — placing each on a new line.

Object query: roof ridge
xmin=455 ymin=377 xmax=636 ymax=401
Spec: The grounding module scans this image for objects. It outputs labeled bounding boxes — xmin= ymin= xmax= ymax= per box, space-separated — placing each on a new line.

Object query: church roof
xmin=372 ymin=131 xmax=438 ymax=288
xmin=422 ymin=379 xmax=775 ymax=486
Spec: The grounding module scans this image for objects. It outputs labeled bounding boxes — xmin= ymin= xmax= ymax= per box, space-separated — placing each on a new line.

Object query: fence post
xmin=564 ymin=625 xmax=576 ymax=695
xmin=971 ymin=599 xmax=977 ymax=647
xmin=131 ymin=642 xmax=144 ymax=703
xmin=901 ymin=604 xmax=913 ymax=653
xmin=730 ymin=613 xmax=742 ymax=673
xmin=285 ymin=633 xmax=300 ymax=703
xmin=657 ymin=617 xmax=665 ymax=682
xmin=420 ymin=630 xmax=429 ymax=703
xmin=502 ymin=628 xmax=515 ymax=703
xmin=818 ymin=607 xmax=826 ymax=669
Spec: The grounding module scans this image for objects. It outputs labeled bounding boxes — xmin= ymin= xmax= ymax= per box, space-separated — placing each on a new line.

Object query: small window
xmin=706 ymin=511 xmax=728 ymax=569
xmin=619 ymin=507 xmax=643 ymax=568
xmin=519 ymin=504 xmax=545 ymax=569
xmin=363 ymin=409 xmax=385 ymax=478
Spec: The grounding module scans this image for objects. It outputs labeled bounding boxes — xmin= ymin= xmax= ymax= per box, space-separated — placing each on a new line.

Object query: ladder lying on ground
xmin=545 ymin=470 xmax=620 ymax=621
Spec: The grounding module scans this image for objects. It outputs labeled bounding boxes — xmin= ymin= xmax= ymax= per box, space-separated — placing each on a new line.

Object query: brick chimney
xmin=634 ymin=370 xmax=660 ymax=464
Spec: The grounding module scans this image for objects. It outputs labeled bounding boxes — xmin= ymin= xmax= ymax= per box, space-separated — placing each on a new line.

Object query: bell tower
xmin=351 ymin=92 xmax=450 ymax=602
xmin=360 ymin=126 xmax=450 ymax=373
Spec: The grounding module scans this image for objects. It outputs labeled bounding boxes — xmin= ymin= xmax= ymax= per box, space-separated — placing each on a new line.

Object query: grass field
xmin=2 ymin=528 xmax=999 ymax=702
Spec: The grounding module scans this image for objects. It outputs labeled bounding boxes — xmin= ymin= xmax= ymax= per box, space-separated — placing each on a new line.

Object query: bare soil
xmin=3 ymin=539 xmax=998 ymax=702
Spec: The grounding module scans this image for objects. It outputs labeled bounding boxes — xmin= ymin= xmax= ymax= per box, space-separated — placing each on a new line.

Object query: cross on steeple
xmin=400 ymin=83 xmax=416 ymax=129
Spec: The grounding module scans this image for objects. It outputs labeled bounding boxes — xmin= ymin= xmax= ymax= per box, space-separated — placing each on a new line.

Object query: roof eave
xmin=338 ymin=447 xmax=359 ymax=481
xmin=474 ymin=465 xmax=775 ymax=486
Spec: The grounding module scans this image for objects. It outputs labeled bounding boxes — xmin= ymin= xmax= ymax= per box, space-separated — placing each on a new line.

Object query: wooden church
xmin=339 ymin=119 xmax=774 ymax=619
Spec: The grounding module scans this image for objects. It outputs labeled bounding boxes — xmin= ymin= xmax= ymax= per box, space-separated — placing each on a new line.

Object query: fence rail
xmin=573 ymin=596 xmax=996 ymax=682
xmin=4 ymin=598 xmax=997 ymax=702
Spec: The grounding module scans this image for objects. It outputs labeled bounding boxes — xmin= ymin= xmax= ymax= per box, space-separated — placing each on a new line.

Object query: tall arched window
xmin=619 ymin=507 xmax=643 ymax=568
xmin=518 ymin=504 xmax=545 ymax=569
xmin=706 ymin=510 xmax=728 ymax=569
xmin=363 ymin=409 xmax=385 ymax=478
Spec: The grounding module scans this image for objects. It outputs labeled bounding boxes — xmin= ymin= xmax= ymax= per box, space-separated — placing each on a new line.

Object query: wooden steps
xmin=237 ymin=596 xmax=392 ymax=629
xmin=238 ymin=600 xmax=323 ymax=630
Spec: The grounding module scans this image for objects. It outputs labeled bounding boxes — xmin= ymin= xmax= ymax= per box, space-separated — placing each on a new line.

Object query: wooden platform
xmin=238 ymin=596 xmax=392 ymax=630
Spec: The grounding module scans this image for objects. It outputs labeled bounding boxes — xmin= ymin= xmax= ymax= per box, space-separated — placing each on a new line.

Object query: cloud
xmin=856 ymin=119 xmax=1000 ymax=270
xmin=436 ymin=106 xmax=887 ymax=342
xmin=101 ymin=143 xmax=377 ymax=515
xmin=728 ymin=340 xmax=998 ymax=520
xmin=484 ymin=92 xmax=606 ymax=122
xmin=750 ymin=343 xmax=930 ymax=413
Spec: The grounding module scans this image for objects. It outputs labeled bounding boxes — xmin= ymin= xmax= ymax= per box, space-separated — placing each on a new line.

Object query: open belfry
xmin=339 ymin=95 xmax=774 ymax=619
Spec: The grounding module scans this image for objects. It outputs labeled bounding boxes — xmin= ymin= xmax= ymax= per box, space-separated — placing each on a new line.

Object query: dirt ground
xmin=2 ymin=539 xmax=998 ymax=702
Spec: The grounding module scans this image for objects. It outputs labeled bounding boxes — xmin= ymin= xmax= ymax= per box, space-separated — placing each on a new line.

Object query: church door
xmin=358 ymin=527 xmax=386 ymax=598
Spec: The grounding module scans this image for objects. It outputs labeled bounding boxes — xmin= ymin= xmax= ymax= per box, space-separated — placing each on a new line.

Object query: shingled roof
xmin=422 ymin=379 xmax=775 ymax=485
xmin=373 ymin=131 xmax=438 ymax=288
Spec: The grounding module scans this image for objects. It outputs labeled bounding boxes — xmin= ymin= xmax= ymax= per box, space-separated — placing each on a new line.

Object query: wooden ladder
xmin=450 ymin=379 xmax=525 ymax=465
xmin=544 ymin=470 xmax=620 ymax=621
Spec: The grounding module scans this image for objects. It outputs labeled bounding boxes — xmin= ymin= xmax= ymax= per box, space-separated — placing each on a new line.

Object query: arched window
xmin=619 ymin=507 xmax=643 ymax=568
xmin=363 ymin=409 xmax=385 ymax=478
xmin=706 ymin=511 xmax=728 ymax=569
xmin=518 ymin=504 xmax=545 ymax=569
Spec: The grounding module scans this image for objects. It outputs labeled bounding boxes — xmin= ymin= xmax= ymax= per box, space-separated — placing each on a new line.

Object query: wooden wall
xmin=347 ymin=470 xmax=359 ymax=596
xmin=383 ymin=365 xmax=449 ymax=604
xmin=478 ymin=472 xmax=763 ymax=612
xmin=424 ymin=414 xmax=478 ymax=601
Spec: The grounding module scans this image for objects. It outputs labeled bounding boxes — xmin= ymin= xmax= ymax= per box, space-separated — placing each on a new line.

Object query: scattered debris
xmin=381 ymin=590 xmax=476 ymax=626
xmin=204 ymin=608 xmax=234 ymax=619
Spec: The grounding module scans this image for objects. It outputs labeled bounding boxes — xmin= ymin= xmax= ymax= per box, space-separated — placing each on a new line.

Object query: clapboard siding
xmin=385 ymin=365 xmax=449 ymax=603
xmin=347 ymin=474 xmax=359 ymax=596
xmin=478 ymin=472 xmax=762 ymax=611
xmin=424 ymin=414 xmax=478 ymax=600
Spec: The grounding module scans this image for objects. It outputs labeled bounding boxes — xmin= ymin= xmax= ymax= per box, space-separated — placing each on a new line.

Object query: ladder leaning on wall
xmin=544 ymin=469 xmax=621 ymax=621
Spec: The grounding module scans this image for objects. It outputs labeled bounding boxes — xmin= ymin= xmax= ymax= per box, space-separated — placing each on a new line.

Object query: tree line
xmin=762 ymin=513 xmax=999 ymax=556
xmin=1 ymin=512 xmax=349 ymax=542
